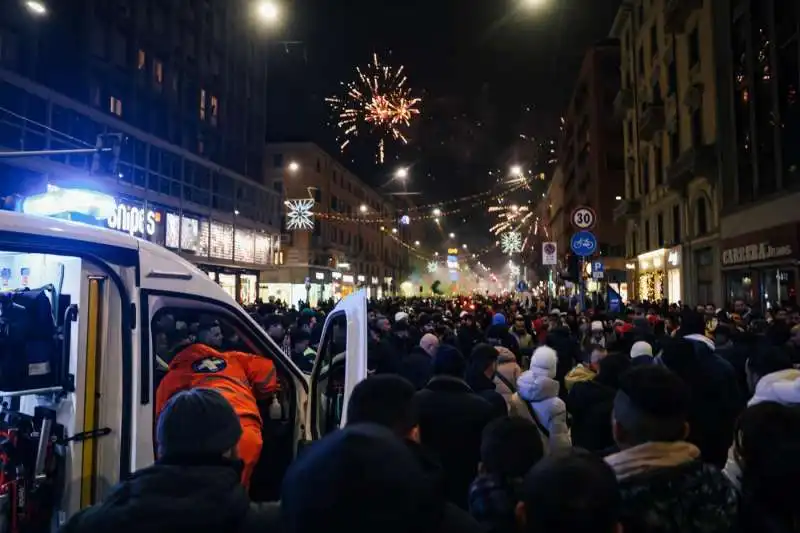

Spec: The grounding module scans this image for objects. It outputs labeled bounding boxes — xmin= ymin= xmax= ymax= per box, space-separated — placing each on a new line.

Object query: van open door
xmin=305 ymin=289 xmax=368 ymax=441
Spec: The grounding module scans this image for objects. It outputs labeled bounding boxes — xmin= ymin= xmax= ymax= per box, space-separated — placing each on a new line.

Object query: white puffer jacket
xmin=509 ymin=369 xmax=571 ymax=453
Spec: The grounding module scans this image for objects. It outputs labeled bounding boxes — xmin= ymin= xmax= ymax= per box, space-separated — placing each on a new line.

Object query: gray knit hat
xmin=156 ymin=388 xmax=242 ymax=458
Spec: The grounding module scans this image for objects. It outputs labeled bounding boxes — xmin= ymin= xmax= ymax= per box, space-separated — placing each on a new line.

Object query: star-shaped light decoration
xmin=426 ymin=261 xmax=438 ymax=274
xmin=500 ymin=231 xmax=523 ymax=254
xmin=285 ymin=199 xmax=315 ymax=230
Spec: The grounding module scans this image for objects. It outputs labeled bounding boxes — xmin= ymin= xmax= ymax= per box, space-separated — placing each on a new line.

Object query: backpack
xmin=0 ymin=286 xmax=58 ymax=391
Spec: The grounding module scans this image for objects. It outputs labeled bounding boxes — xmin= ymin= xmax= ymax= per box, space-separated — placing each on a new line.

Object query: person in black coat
xmin=61 ymin=389 xmax=278 ymax=533
xmin=466 ymin=344 xmax=509 ymax=418
xmin=415 ymin=344 xmax=500 ymax=509
xmin=567 ymin=352 xmax=631 ymax=453
xmin=545 ymin=326 xmax=581 ymax=400
xmin=400 ymin=333 xmax=439 ymax=390
xmin=346 ymin=375 xmax=486 ymax=533
xmin=664 ymin=311 xmax=743 ymax=468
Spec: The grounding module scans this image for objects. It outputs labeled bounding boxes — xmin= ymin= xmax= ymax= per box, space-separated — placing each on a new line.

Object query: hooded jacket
xmin=415 ymin=376 xmax=499 ymax=509
xmin=567 ymin=376 xmax=617 ymax=452
xmin=61 ymin=459 xmax=277 ymax=533
xmin=660 ymin=334 xmax=742 ymax=468
xmin=509 ymin=371 xmax=571 ymax=453
xmin=606 ymin=442 xmax=738 ymax=533
xmin=493 ymin=346 xmax=522 ymax=406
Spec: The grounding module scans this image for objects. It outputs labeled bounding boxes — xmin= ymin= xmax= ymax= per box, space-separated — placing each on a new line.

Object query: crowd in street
xmin=62 ymin=294 xmax=800 ymax=533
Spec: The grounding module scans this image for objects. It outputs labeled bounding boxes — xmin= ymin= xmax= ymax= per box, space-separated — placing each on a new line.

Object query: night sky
xmin=267 ymin=0 xmax=620 ymax=255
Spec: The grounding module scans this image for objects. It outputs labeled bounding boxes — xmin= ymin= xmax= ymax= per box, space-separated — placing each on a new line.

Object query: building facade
xmin=0 ymin=0 xmax=282 ymax=304
xmin=556 ymin=39 xmax=628 ymax=295
xmin=713 ymin=0 xmax=800 ymax=309
xmin=612 ymin=0 xmax=721 ymax=306
xmin=263 ymin=142 xmax=416 ymax=305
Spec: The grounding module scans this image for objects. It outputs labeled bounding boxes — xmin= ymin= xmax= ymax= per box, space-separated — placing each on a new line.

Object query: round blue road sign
xmin=570 ymin=231 xmax=597 ymax=257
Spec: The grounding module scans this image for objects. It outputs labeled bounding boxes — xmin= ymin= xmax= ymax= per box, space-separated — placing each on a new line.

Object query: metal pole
xmin=0 ymin=147 xmax=111 ymax=158
xmin=579 ymin=257 xmax=586 ymax=312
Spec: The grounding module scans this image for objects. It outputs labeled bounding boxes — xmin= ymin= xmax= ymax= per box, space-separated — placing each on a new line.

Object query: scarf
xmin=605 ymin=441 xmax=700 ymax=481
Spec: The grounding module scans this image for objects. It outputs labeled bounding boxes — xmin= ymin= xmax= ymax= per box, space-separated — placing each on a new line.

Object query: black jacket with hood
xmin=60 ymin=458 xmax=278 ymax=533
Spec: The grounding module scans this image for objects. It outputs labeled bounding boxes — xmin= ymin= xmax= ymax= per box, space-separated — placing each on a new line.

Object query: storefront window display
xmin=636 ymin=247 xmax=682 ymax=304
xmin=240 ymin=274 xmax=258 ymax=305
xmin=721 ymin=224 xmax=800 ymax=309
xmin=217 ymin=273 xmax=236 ymax=300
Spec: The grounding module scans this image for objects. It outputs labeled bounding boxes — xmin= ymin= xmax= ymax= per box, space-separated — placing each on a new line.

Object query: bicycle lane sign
xmin=570 ymin=231 xmax=597 ymax=257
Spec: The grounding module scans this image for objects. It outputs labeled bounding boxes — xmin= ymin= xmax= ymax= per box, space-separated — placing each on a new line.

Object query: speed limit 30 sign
xmin=571 ymin=206 xmax=597 ymax=230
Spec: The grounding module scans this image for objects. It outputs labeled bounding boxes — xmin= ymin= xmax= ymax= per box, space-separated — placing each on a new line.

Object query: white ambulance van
xmin=0 ymin=209 xmax=368 ymax=529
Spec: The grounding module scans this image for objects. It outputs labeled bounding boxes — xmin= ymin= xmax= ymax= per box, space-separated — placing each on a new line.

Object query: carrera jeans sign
xmin=722 ymin=242 xmax=793 ymax=266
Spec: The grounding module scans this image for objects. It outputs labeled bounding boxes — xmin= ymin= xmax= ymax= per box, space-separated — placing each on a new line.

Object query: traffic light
xmin=91 ymin=133 xmax=124 ymax=176
xmin=559 ymin=253 xmax=581 ymax=282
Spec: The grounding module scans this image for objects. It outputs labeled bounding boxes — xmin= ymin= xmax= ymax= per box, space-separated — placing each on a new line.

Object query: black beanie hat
xmin=156 ymin=388 xmax=242 ymax=458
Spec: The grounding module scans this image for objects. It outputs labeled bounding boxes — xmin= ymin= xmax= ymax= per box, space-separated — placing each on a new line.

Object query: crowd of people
xmin=63 ymin=294 xmax=800 ymax=533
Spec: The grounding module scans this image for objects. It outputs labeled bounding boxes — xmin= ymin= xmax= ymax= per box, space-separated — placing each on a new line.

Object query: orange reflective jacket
xmin=156 ymin=343 xmax=279 ymax=425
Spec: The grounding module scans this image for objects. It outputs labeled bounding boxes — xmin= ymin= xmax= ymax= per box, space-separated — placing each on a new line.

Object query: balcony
xmin=638 ymin=103 xmax=665 ymax=142
xmin=613 ymin=198 xmax=641 ymax=222
xmin=664 ymin=0 xmax=703 ymax=33
xmin=613 ymin=88 xmax=634 ymax=118
xmin=666 ymin=144 xmax=717 ymax=191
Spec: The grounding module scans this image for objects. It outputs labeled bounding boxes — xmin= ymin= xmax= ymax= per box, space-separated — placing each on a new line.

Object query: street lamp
xmin=414 ymin=240 xmax=420 ymax=246
xmin=510 ymin=164 xmax=522 ymax=176
xmin=392 ymin=228 xmax=398 ymax=234
xmin=256 ymin=1 xmax=279 ymax=23
xmin=395 ymin=167 xmax=409 ymax=180
xmin=432 ymin=207 xmax=442 ymax=217
xmin=615 ymin=195 xmax=622 ymax=201
xmin=524 ymin=0 xmax=547 ymax=6
xmin=24 ymin=0 xmax=46 ymax=15
xmin=449 ymin=232 xmax=455 ymax=239
xmin=287 ymin=161 xmax=300 ymax=173
xmin=359 ymin=204 xmax=368 ymax=213
xmin=462 ymin=244 xmax=468 ymax=249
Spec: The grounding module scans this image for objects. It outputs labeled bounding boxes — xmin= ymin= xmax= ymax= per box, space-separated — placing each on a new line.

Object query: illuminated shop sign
xmin=107 ymin=202 xmax=160 ymax=237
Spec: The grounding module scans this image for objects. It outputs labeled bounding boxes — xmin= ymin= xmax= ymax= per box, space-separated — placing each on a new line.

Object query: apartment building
xmin=263 ymin=142 xmax=416 ymax=304
xmin=612 ymin=0 xmax=720 ymax=305
xmin=714 ymin=0 xmax=800 ymax=309
xmin=0 ymin=0 xmax=283 ymax=304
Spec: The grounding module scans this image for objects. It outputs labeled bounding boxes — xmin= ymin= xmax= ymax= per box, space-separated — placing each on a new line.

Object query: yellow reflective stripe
xmin=80 ymin=278 xmax=102 ymax=509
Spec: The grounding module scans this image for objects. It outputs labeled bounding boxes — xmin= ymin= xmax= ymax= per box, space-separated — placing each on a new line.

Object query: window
xmin=316 ymin=159 xmax=321 ymax=172
xmin=150 ymin=306 xmax=292 ymax=451
xmin=696 ymin=197 xmax=708 ymax=235
xmin=672 ymin=204 xmax=681 ymax=244
xmin=654 ymin=143 xmax=663 ymax=184
xmin=199 ymin=89 xmax=207 ymax=120
xmin=669 ymin=129 xmax=680 ymax=162
xmin=630 ymin=229 xmax=638 ymax=256
xmin=641 ymin=154 xmax=650 ymax=194
xmin=777 ymin=5 xmax=800 ymax=187
xmin=753 ymin=1 xmax=777 ymax=196
xmin=668 ymin=59 xmax=678 ymax=96
xmin=688 ymin=27 xmax=701 ymax=68
xmin=644 ymin=220 xmax=651 ymax=251
xmin=210 ymin=95 xmax=218 ymax=126
xmin=153 ymin=58 xmax=164 ymax=86
xmin=650 ymin=24 xmax=658 ymax=58
xmin=657 ymin=212 xmax=664 ymax=247
xmin=272 ymin=153 xmax=284 ymax=168
xmin=690 ymin=107 xmax=703 ymax=147
xmin=733 ymin=15 xmax=754 ymax=204
xmin=137 ymin=49 xmax=146 ymax=70
xmin=109 ymin=96 xmax=123 ymax=116
xmin=112 ymin=31 xmax=126 ymax=65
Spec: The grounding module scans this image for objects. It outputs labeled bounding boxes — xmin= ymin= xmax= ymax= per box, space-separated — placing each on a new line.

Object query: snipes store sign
xmin=107 ymin=202 xmax=161 ymax=237
xmin=722 ymin=242 xmax=793 ymax=266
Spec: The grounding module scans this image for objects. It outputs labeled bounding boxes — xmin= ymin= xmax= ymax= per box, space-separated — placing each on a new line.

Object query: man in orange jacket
xmin=155 ymin=321 xmax=279 ymax=488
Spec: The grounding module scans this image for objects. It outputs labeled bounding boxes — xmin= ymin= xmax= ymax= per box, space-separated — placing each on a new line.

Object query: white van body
xmin=0 ymin=210 xmax=368 ymax=528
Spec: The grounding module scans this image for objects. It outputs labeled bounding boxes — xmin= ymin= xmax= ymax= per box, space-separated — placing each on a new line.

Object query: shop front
xmin=19 ymin=185 xmax=281 ymax=306
xmin=721 ymin=223 xmax=798 ymax=309
xmin=635 ymin=247 xmax=683 ymax=304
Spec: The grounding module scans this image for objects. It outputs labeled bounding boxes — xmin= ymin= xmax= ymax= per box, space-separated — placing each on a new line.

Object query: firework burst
xmin=326 ymin=54 xmax=421 ymax=163
xmin=488 ymin=202 xmax=530 ymax=236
